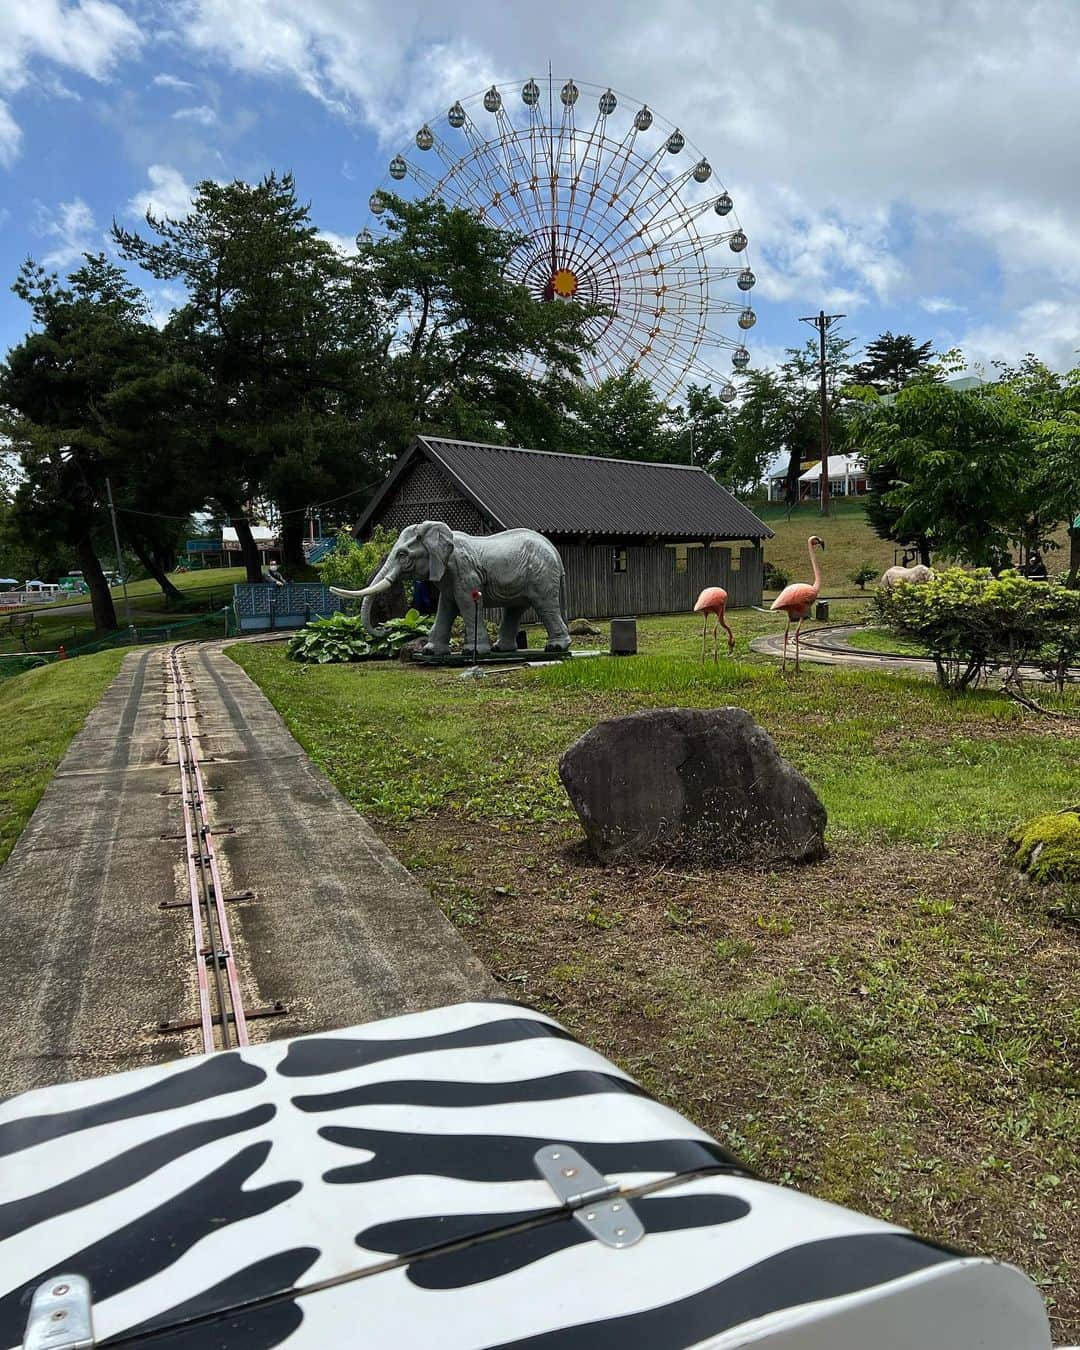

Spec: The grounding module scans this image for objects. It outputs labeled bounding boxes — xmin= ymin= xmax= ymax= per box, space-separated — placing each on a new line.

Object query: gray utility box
xmin=610 ymin=616 xmax=637 ymax=655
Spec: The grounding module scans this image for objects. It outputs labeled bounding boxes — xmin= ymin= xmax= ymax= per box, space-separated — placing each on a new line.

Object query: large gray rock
xmin=559 ymin=707 xmax=827 ymax=865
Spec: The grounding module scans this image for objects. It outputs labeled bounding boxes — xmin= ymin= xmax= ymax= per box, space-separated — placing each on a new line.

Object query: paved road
xmin=0 ymin=643 xmax=492 ymax=1097
xmin=751 ymin=624 xmax=1079 ymax=684
xmin=750 ymin=623 xmax=937 ymax=675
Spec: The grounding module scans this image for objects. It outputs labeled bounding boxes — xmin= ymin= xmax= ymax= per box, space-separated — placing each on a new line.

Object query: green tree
xmin=683 ymin=383 xmax=767 ymax=495
xmin=850 ymin=381 xmax=1032 ymax=568
xmin=359 ymin=194 xmax=590 ymax=457
xmin=733 ymin=334 xmax=856 ymax=509
xmin=991 ymin=355 xmax=1080 ymax=582
xmin=115 ymin=172 xmax=380 ymax=579
xmin=852 ymin=331 xmax=937 ymax=393
xmin=565 ymin=371 xmax=680 ymax=462
xmin=0 ymin=255 xmax=170 ymax=629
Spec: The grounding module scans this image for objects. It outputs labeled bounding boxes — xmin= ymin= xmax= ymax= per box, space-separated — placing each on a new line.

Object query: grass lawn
xmin=0 ymin=568 xmax=244 ymax=655
xmin=230 ymin=617 xmax=1079 ymax=1337
xmin=115 ymin=565 xmax=247 ymax=600
xmin=850 ymin=626 xmax=932 ymax=657
xmin=0 ymin=649 xmax=126 ymax=865
xmin=757 ymin=498 xmax=897 ymax=593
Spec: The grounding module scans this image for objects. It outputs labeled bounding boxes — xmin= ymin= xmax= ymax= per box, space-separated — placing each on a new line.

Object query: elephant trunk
xmin=329 ymin=559 xmax=398 ymax=640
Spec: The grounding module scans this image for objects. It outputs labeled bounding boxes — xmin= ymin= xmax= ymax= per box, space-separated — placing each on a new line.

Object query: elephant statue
xmin=880 ymin=564 xmax=934 ymax=588
xmin=330 ymin=521 xmax=571 ymax=658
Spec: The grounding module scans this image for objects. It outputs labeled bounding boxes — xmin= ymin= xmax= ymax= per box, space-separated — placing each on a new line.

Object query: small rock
xmin=559 ymin=707 xmax=827 ymax=866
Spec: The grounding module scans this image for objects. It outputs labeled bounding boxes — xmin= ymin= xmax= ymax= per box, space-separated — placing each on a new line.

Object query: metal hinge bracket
xmin=534 ymin=1144 xmax=644 ymax=1249
xmin=23 ymin=1275 xmax=94 ymax=1349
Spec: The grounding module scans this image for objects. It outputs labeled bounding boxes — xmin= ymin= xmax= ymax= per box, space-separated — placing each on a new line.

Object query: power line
xmin=115 ymin=479 xmax=380 ymax=523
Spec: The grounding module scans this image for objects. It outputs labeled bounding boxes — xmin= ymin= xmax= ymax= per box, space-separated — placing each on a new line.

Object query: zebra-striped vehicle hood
xmin=0 ymin=1001 xmax=1052 ymax=1348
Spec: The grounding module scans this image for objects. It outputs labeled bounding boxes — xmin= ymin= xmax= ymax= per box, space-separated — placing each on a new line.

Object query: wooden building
xmin=356 ymin=437 xmax=773 ymax=617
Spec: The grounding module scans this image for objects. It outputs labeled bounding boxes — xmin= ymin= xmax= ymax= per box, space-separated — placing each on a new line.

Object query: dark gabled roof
xmin=358 ymin=437 xmax=773 ymax=541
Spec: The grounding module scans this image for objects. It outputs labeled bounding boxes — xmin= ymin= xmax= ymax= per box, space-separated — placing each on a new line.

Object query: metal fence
xmin=232 ymin=583 xmax=344 ymax=632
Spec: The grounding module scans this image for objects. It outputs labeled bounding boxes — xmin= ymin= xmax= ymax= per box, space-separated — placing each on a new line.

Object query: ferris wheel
xmin=366 ymin=74 xmax=756 ymax=403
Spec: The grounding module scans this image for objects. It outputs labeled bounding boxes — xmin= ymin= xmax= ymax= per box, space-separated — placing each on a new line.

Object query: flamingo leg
xmin=781 ymin=616 xmax=790 ymax=673
xmin=721 ymin=616 xmax=734 ymax=654
xmin=701 ymin=614 xmax=708 ymax=665
xmin=794 ymin=615 xmax=805 ymax=673
xmin=712 ymin=615 xmax=719 ymax=664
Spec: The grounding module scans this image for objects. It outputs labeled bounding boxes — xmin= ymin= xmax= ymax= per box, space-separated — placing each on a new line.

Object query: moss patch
xmin=1010 ymin=808 xmax=1080 ymax=882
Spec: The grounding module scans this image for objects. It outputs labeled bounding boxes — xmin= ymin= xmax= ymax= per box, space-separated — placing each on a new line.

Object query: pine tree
xmin=853 ymin=332 xmax=937 ymax=394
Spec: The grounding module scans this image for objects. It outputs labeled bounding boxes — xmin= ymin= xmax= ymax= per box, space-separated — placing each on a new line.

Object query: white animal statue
xmin=880 ymin=564 xmax=934 ymax=588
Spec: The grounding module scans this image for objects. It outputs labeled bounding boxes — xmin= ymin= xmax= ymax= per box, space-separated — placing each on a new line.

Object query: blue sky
xmin=2 ymin=0 xmax=1079 ymax=387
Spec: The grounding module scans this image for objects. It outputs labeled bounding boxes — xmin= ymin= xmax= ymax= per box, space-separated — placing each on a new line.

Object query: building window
xmin=674 ymin=544 xmax=688 ymax=573
xmin=612 ymin=547 xmax=628 ymax=573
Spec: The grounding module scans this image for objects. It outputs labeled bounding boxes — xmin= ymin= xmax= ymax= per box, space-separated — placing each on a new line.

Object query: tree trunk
xmin=76 ymin=532 xmax=118 ymax=631
xmin=918 ymin=537 xmax=931 ymax=567
xmin=280 ymin=516 xmax=307 ymax=573
xmin=228 ymin=512 xmax=263 ymax=583
xmin=131 ymin=539 xmax=182 ymax=602
xmin=784 ymin=447 xmax=801 ymax=508
xmin=1066 ymin=526 xmax=1080 ymax=589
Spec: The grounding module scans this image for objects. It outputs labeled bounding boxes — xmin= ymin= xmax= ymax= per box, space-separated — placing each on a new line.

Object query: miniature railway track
xmin=166 ymin=643 xmax=248 ymax=1053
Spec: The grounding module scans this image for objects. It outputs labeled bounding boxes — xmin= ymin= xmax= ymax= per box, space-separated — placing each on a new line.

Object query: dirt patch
xmin=378 ymin=813 xmax=1079 ymax=1340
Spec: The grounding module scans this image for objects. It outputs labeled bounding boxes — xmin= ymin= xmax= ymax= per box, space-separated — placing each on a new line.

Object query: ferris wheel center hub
xmin=550 ymin=267 xmax=579 ymax=298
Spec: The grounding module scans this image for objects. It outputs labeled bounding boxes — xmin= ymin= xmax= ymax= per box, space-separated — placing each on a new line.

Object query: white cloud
xmin=172 ymin=104 xmax=217 ymax=125
xmin=126 ymin=164 xmax=195 ymax=220
xmin=317 ymin=228 xmax=359 ymax=255
xmin=920 ymin=297 xmax=964 ymax=315
xmin=146 ymin=283 xmax=188 ymax=329
xmin=0 ymin=0 xmax=141 ymax=167
xmin=0 ymin=99 xmax=20 ymax=167
xmin=37 ymin=197 xmax=97 ymax=268
xmin=152 ymin=72 xmax=197 ymax=92
xmin=956 ymin=300 xmax=1080 ymax=375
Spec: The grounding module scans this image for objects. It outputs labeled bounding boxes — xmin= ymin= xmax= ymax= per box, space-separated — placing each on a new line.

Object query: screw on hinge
xmin=23 ymin=1273 xmax=94 ymax=1348
xmin=534 ymin=1145 xmax=644 ymax=1249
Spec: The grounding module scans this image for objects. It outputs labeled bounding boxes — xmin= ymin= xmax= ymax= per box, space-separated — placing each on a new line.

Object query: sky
xmin=1 ymin=0 xmax=1079 ymax=388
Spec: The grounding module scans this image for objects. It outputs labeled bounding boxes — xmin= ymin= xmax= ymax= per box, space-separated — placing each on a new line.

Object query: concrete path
xmin=0 ymin=643 xmax=493 ymax=1098
xmin=750 ymin=623 xmax=936 ymax=675
xmin=751 ymin=623 xmax=1079 ymax=684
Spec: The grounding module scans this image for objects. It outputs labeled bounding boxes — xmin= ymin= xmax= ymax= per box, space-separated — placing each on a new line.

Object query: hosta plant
xmin=287 ymin=609 xmax=434 ymax=663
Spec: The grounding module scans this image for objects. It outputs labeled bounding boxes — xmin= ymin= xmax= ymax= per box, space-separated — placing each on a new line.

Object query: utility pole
xmin=105 ymin=477 xmax=132 ymax=625
xmin=798 ymin=309 xmax=845 ymax=517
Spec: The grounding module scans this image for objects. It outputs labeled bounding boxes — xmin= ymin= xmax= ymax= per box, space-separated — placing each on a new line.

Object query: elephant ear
xmin=419 ymin=521 xmax=455 ymax=583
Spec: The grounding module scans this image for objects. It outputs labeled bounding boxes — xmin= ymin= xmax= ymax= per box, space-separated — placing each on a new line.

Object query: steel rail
xmin=167 ymin=643 xmax=248 ymax=1051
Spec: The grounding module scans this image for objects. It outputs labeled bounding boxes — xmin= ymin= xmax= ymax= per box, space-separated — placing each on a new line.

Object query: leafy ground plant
xmin=287 ymin=608 xmax=433 ymax=663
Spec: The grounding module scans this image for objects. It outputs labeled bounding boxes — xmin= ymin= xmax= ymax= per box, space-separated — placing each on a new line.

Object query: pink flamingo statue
xmin=694 ymin=586 xmax=735 ymax=663
xmin=770 ymin=536 xmax=825 ymax=673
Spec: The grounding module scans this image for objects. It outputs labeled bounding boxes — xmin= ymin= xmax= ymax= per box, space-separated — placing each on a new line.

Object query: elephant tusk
xmin=330 ymin=579 xmax=393 ymax=599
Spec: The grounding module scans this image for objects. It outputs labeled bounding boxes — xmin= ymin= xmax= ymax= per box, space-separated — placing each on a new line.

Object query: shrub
xmin=763 ymin=561 xmax=790 ymax=591
xmin=870 ymin=568 xmax=1080 ymax=691
xmin=287 ymin=607 xmax=435 ymax=663
xmin=851 ymin=563 xmax=878 ymax=590
xmin=316 ymin=524 xmax=398 ymax=591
